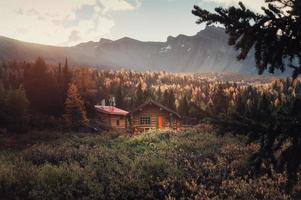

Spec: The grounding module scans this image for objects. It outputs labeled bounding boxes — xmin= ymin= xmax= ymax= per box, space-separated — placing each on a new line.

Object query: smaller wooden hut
xmin=129 ymin=99 xmax=182 ymax=134
xmin=95 ymin=105 xmax=128 ymax=129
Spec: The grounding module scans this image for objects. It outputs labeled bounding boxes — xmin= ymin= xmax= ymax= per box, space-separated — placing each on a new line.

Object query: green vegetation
xmin=0 ymin=127 xmax=298 ymax=199
xmin=1 ymin=58 xmax=301 ymax=192
xmin=192 ymin=0 xmax=301 ymax=189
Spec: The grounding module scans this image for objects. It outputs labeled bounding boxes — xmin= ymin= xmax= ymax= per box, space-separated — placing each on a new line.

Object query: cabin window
xmin=140 ymin=116 xmax=151 ymax=125
xmin=116 ymin=120 xmax=120 ymax=126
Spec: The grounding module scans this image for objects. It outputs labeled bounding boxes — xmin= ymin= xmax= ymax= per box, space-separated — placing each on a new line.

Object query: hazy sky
xmin=0 ymin=0 xmax=265 ymax=46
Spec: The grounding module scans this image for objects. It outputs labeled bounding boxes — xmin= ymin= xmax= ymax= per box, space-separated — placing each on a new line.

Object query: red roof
xmin=95 ymin=105 xmax=129 ymax=116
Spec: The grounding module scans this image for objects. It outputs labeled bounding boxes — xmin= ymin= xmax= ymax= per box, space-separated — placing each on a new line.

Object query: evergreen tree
xmin=178 ymin=95 xmax=190 ymax=124
xmin=62 ymin=58 xmax=71 ymax=101
xmin=63 ymin=83 xmax=88 ymax=129
xmin=58 ymin=63 xmax=62 ymax=83
xmin=135 ymin=83 xmax=145 ymax=106
xmin=4 ymin=87 xmax=29 ymax=132
xmin=162 ymin=89 xmax=176 ymax=110
xmin=162 ymin=90 xmax=169 ymax=106
xmin=73 ymin=67 xmax=97 ymax=115
xmin=56 ymin=63 xmax=65 ymax=113
xmin=211 ymin=85 xmax=228 ymax=115
xmin=24 ymin=57 xmax=59 ymax=115
xmin=178 ymin=95 xmax=190 ymax=117
xmin=143 ymin=85 xmax=154 ymax=100
xmin=192 ymin=0 xmax=301 ymax=78
xmin=168 ymin=89 xmax=176 ymax=110
xmin=234 ymin=94 xmax=246 ymax=116
xmin=156 ymin=86 xmax=163 ymax=103
xmin=115 ymin=84 xmax=125 ymax=108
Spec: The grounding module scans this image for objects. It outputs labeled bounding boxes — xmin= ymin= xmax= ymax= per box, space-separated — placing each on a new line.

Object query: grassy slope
xmin=0 ymin=126 xmax=293 ymax=200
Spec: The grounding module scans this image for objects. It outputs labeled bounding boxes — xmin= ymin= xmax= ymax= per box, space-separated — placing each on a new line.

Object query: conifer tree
xmin=162 ymin=89 xmax=177 ymax=110
xmin=63 ymin=83 xmax=88 ymax=129
xmin=115 ymin=84 xmax=125 ymax=108
xmin=163 ymin=90 xmax=169 ymax=106
xmin=62 ymin=58 xmax=71 ymax=100
xmin=73 ymin=67 xmax=98 ymax=115
xmin=168 ymin=89 xmax=176 ymax=110
xmin=178 ymin=95 xmax=190 ymax=123
xmin=211 ymin=85 xmax=228 ymax=115
xmin=135 ymin=83 xmax=145 ymax=106
xmin=24 ymin=57 xmax=58 ymax=115
xmin=156 ymin=86 xmax=163 ymax=103
xmin=143 ymin=85 xmax=154 ymax=100
xmin=5 ymin=86 xmax=29 ymax=132
xmin=192 ymin=0 xmax=301 ymax=78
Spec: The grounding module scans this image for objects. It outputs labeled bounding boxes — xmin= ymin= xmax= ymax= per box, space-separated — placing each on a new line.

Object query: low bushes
xmin=0 ymin=128 xmax=299 ymax=199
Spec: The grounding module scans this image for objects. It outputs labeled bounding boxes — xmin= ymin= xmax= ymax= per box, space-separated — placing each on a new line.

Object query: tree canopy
xmin=192 ymin=0 xmax=301 ymax=78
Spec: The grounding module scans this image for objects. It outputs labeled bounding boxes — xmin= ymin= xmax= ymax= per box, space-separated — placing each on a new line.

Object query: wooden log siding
xmin=130 ymin=104 xmax=181 ymax=133
xmin=97 ymin=113 xmax=127 ymax=129
xmin=110 ymin=115 xmax=127 ymax=129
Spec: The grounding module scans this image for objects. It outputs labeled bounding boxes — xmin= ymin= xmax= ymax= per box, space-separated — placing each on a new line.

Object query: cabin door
xmin=158 ymin=116 xmax=164 ymax=129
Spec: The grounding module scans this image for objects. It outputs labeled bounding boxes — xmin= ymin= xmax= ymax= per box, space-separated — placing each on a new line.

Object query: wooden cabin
xmin=129 ymin=99 xmax=182 ymax=134
xmin=95 ymin=105 xmax=128 ymax=129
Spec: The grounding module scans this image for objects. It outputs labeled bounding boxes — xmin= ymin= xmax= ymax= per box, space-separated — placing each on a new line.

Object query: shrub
xmin=0 ymin=128 xmax=299 ymax=199
xmin=22 ymin=143 xmax=90 ymax=165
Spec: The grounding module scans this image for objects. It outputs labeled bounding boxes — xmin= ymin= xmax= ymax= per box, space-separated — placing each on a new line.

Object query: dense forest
xmin=1 ymin=57 xmax=301 ymax=192
xmin=0 ymin=57 xmax=291 ymax=132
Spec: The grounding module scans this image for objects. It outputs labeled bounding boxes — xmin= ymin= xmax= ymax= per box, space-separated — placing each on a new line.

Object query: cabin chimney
xmin=112 ymin=97 xmax=116 ymax=107
xmin=101 ymin=99 xmax=106 ymax=106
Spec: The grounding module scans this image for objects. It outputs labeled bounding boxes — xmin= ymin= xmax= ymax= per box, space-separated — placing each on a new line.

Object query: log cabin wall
xmin=130 ymin=104 xmax=181 ymax=133
xmin=110 ymin=115 xmax=127 ymax=129
xmin=97 ymin=113 xmax=127 ymax=129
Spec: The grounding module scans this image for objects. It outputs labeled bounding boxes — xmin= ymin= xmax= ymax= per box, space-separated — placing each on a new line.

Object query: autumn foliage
xmin=0 ymin=57 xmax=301 ymax=192
xmin=63 ymin=83 xmax=88 ymax=129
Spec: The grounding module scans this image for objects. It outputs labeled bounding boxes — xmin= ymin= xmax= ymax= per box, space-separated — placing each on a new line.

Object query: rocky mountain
xmin=0 ymin=26 xmax=257 ymax=73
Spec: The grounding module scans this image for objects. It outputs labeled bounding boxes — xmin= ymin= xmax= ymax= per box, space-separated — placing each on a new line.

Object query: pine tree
xmin=115 ymin=84 xmax=125 ymax=108
xmin=162 ymin=90 xmax=169 ymax=106
xmin=143 ymin=85 xmax=154 ymax=100
xmin=135 ymin=83 xmax=145 ymax=106
xmin=178 ymin=95 xmax=190 ymax=122
xmin=5 ymin=86 xmax=29 ymax=132
xmin=234 ymin=94 xmax=246 ymax=116
xmin=168 ymin=89 xmax=176 ymax=110
xmin=192 ymin=0 xmax=301 ymax=78
xmin=156 ymin=86 xmax=163 ymax=103
xmin=24 ymin=57 xmax=59 ymax=115
xmin=62 ymin=58 xmax=71 ymax=101
xmin=56 ymin=63 xmax=65 ymax=113
xmin=63 ymin=83 xmax=88 ymax=129
xmin=73 ymin=67 xmax=97 ymax=114
xmin=162 ymin=89 xmax=176 ymax=110
xmin=211 ymin=85 xmax=228 ymax=115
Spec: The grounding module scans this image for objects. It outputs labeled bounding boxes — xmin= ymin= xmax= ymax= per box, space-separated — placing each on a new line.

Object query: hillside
xmin=0 ymin=127 xmax=297 ymax=199
xmin=0 ymin=26 xmax=258 ymax=73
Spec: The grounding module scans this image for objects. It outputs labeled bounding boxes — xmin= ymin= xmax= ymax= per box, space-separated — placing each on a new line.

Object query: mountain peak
xmin=99 ymin=38 xmax=112 ymax=42
xmin=167 ymin=36 xmax=175 ymax=43
xmin=116 ymin=37 xmax=140 ymax=43
xmin=99 ymin=38 xmax=112 ymax=45
xmin=197 ymin=25 xmax=225 ymax=35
